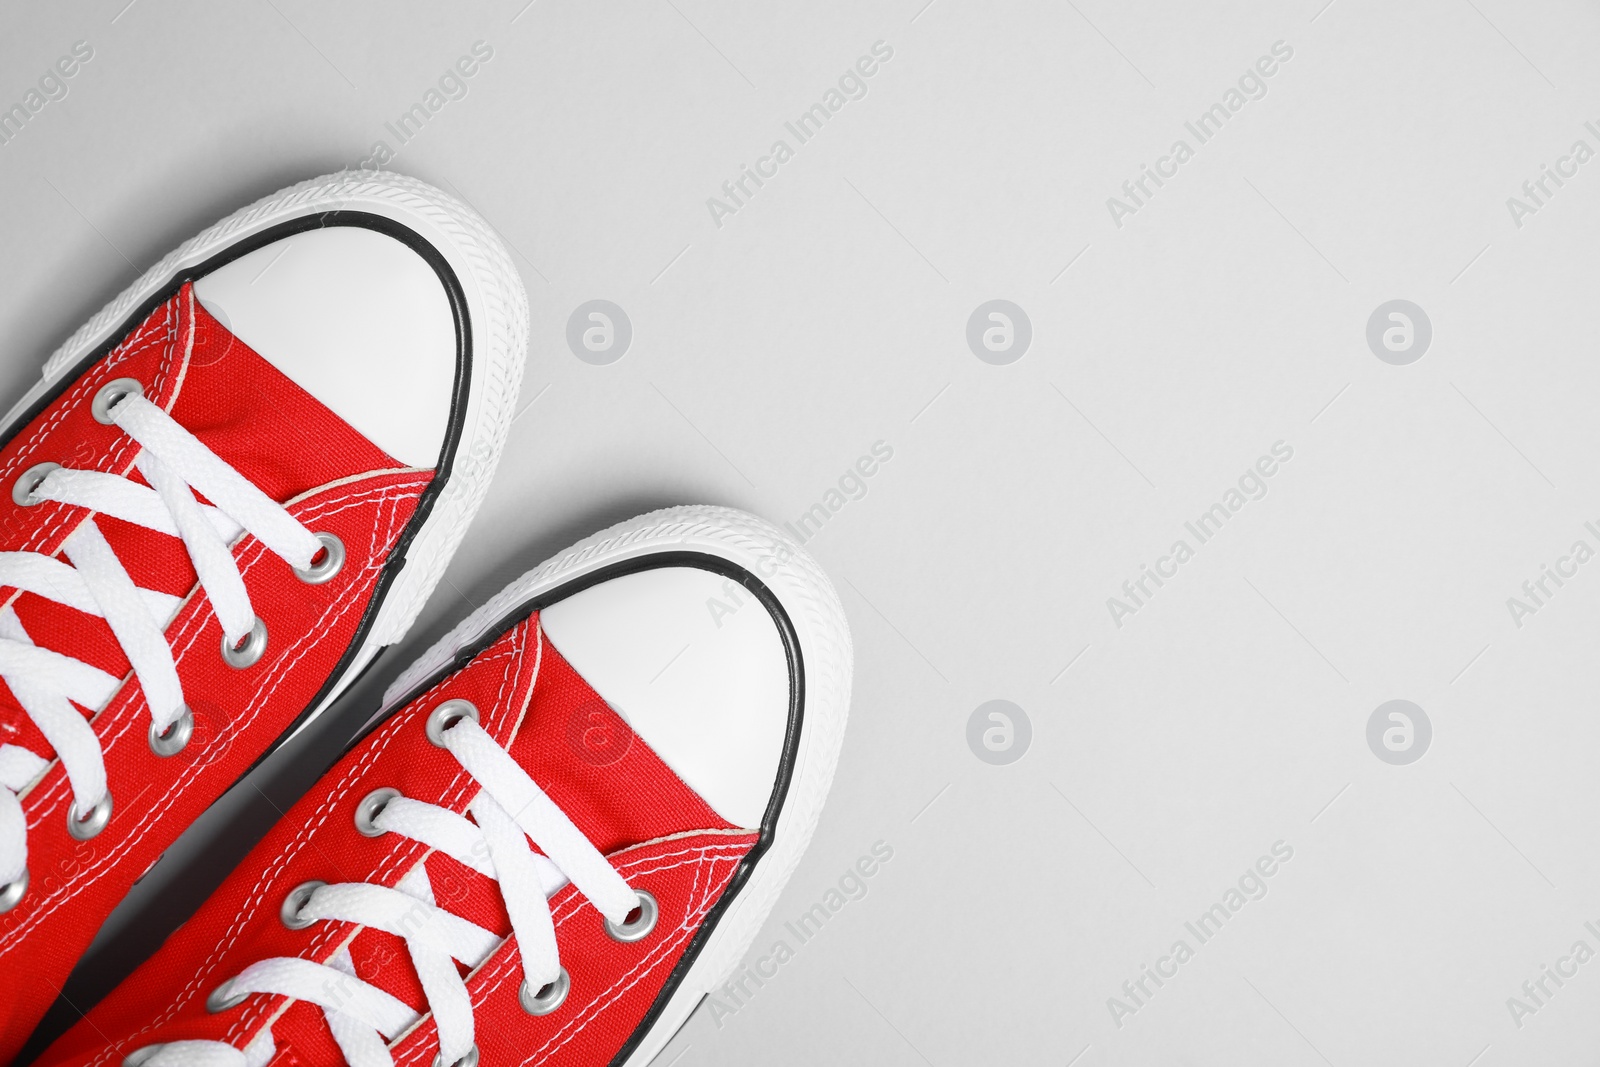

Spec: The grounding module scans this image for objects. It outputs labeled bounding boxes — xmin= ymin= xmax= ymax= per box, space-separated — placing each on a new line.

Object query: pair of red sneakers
xmin=0 ymin=174 xmax=852 ymax=1067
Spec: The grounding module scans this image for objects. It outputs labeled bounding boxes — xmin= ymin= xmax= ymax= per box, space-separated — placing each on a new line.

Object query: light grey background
xmin=4 ymin=1 xmax=1599 ymax=1064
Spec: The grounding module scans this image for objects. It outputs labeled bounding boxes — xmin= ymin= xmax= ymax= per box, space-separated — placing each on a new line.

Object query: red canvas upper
xmin=0 ymin=286 xmax=434 ymax=1060
xmin=40 ymin=614 xmax=759 ymax=1067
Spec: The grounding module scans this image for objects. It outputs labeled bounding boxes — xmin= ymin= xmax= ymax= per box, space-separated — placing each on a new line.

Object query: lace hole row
xmin=511 ymin=893 xmax=658 ymax=1020
xmin=200 ymin=887 xmax=659 ymax=1025
xmin=201 ymin=704 xmax=665 ymax=1031
xmin=5 ymin=787 xmax=123 ymax=914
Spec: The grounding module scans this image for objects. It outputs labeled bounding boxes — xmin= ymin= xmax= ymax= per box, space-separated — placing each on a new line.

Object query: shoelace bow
xmin=0 ymin=384 xmax=328 ymax=911
xmin=126 ymin=714 xmax=645 ymax=1067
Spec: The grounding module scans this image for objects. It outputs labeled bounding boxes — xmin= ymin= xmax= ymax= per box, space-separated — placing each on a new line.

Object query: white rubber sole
xmin=379 ymin=505 xmax=853 ymax=1066
xmin=2 ymin=170 xmax=529 ymax=740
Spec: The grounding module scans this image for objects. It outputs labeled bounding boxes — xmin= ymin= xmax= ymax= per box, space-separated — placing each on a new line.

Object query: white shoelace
xmin=129 ymin=715 xmax=642 ymax=1067
xmin=0 ymin=388 xmax=323 ymax=905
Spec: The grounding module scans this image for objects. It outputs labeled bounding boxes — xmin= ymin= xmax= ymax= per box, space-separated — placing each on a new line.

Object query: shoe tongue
xmin=0 ymin=285 xmax=403 ymax=763
xmin=339 ymin=616 xmax=732 ymax=1015
xmin=176 ymin=296 xmax=402 ymax=500
xmin=503 ymin=622 xmax=731 ymax=854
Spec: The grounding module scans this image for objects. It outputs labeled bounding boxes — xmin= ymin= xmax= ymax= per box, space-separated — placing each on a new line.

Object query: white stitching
xmin=383 ymin=840 xmax=752 ymax=1067
xmin=217 ymin=623 xmax=531 ymax=1049
xmin=23 ymin=477 xmax=428 ymax=822
xmin=19 ymin=475 xmax=427 ymax=825
xmin=3 ymin=477 xmax=429 ymax=952
xmin=87 ymin=623 xmax=532 ymax=1067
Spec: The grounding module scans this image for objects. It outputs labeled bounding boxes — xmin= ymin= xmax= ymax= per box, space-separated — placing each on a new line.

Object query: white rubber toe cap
xmin=540 ymin=566 xmax=791 ymax=829
xmin=193 ymin=226 xmax=456 ymax=468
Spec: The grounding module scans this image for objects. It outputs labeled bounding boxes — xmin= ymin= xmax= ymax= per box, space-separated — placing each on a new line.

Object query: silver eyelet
xmin=425 ymin=699 xmax=479 ymax=747
xmin=280 ymin=879 xmax=327 ymax=930
xmin=13 ymin=462 xmax=60 ymax=506
xmin=293 ymin=532 xmax=345 ymax=585
xmin=67 ymin=791 xmax=113 ymax=841
xmin=430 ymin=1046 xmax=479 ymax=1067
xmin=147 ymin=706 xmax=193 ymax=757
xmin=122 ymin=1044 xmax=163 ymax=1067
xmin=221 ymin=617 xmax=268 ymax=669
xmin=354 ymin=787 xmax=400 ymax=838
xmin=604 ymin=890 xmax=658 ymax=943
xmin=518 ymin=968 xmax=570 ymax=1015
xmin=206 ymin=977 xmax=248 ymax=1013
xmin=92 ymin=377 xmax=145 ymax=425
xmin=0 ymin=868 xmax=28 ymax=914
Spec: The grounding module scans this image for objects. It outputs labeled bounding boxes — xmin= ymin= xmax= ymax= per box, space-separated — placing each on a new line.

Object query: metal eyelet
xmin=280 ymin=879 xmax=327 ymax=930
xmin=206 ymin=977 xmax=248 ymax=1013
xmin=293 ymin=532 xmax=346 ymax=585
xmin=122 ymin=1044 xmax=163 ymax=1067
xmin=221 ymin=617 xmax=268 ymax=669
xmin=92 ymin=377 xmax=144 ymax=425
xmin=425 ymin=699 xmax=479 ymax=747
xmin=148 ymin=706 xmax=193 ymax=757
xmin=0 ymin=868 xmax=28 ymax=914
xmin=13 ymin=462 xmax=60 ymax=506
xmin=430 ymin=1046 xmax=479 ymax=1067
xmin=518 ymin=968 xmax=570 ymax=1015
xmin=354 ymin=787 xmax=400 ymax=837
xmin=604 ymin=890 xmax=658 ymax=943
xmin=67 ymin=791 xmax=113 ymax=841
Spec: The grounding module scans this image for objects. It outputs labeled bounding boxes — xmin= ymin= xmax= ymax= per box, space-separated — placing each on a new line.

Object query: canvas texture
xmin=40 ymin=612 xmax=758 ymax=1067
xmin=0 ymin=287 xmax=432 ymax=1060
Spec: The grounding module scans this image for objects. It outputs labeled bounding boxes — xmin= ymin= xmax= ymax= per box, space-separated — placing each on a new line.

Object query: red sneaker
xmin=38 ymin=506 xmax=852 ymax=1067
xmin=0 ymin=171 xmax=528 ymax=1060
